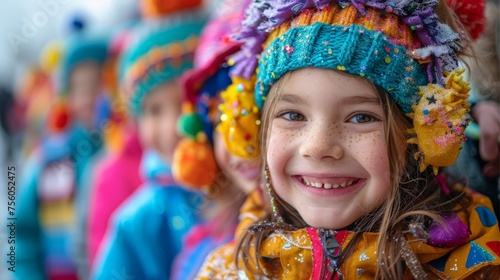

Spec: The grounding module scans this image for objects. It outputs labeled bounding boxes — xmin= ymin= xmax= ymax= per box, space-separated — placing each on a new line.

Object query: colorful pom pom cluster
xmin=172 ymin=0 xmax=252 ymax=188
xmin=173 ymin=102 xmax=219 ymax=189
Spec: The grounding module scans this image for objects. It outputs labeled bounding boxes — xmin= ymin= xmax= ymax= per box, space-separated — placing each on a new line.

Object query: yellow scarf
xmin=197 ymin=190 xmax=500 ymax=279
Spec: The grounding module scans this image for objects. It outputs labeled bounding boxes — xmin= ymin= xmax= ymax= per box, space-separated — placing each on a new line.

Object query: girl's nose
xmin=299 ymin=124 xmax=344 ymax=161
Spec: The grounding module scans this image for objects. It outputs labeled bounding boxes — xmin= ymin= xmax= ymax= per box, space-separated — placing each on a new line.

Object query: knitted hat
xmin=221 ymin=0 xmax=471 ymax=174
xmin=172 ymin=0 xmax=250 ymax=188
xmin=60 ymin=17 xmax=109 ymax=95
xmin=120 ymin=1 xmax=207 ymax=115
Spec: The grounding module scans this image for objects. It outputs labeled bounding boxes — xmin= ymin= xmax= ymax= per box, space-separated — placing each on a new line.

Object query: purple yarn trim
xmin=404 ymin=8 xmax=436 ymax=46
xmin=230 ymin=0 xmax=461 ymax=84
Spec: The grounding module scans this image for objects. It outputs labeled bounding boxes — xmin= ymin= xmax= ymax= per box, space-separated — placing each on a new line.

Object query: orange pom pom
xmin=140 ymin=0 xmax=202 ymax=18
xmin=172 ymin=138 xmax=218 ymax=189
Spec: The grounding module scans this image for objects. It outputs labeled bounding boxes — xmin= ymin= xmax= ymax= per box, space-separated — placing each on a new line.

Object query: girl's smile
xmin=294 ymin=175 xmax=365 ymax=196
xmin=297 ymin=174 xmax=360 ymax=189
xmin=266 ymin=68 xmax=391 ymax=229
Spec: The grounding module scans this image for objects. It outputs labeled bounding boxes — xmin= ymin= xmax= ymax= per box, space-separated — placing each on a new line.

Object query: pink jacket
xmin=87 ymin=129 xmax=143 ymax=268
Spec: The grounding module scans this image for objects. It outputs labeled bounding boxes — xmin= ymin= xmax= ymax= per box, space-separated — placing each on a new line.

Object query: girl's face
xmin=139 ymin=81 xmax=182 ymax=163
xmin=68 ymin=61 xmax=102 ymax=129
xmin=213 ymin=130 xmax=260 ymax=194
xmin=266 ymin=68 xmax=390 ymax=229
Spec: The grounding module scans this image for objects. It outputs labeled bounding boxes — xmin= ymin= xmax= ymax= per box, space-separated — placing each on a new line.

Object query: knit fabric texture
xmin=120 ymin=9 xmax=207 ymax=115
xmin=256 ymin=22 xmax=428 ymax=113
xmin=231 ymin=1 xmax=462 ymax=110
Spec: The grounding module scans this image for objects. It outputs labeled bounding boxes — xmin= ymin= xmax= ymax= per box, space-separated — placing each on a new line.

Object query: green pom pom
xmin=178 ymin=113 xmax=203 ymax=139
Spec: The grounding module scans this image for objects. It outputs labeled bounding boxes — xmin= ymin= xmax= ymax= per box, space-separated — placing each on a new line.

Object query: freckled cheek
xmin=266 ymin=128 xmax=300 ymax=167
xmin=350 ymin=131 xmax=389 ymax=171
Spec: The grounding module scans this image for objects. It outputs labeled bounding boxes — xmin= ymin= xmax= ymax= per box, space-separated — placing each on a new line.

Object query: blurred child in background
xmin=16 ymin=17 xmax=110 ymax=280
xmin=168 ymin=0 xmax=262 ymax=278
xmin=91 ymin=1 xmax=207 ymax=279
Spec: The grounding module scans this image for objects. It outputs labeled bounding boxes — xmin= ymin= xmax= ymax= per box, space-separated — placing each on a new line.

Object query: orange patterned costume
xmin=197 ymin=188 xmax=500 ymax=279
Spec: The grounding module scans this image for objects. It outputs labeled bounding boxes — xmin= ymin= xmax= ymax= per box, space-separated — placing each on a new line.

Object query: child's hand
xmin=472 ymin=101 xmax=500 ymax=177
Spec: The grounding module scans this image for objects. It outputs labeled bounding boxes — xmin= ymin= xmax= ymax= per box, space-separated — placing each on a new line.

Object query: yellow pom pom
xmin=40 ymin=42 xmax=62 ymax=73
xmin=216 ymin=76 xmax=260 ymax=159
xmin=408 ymin=69 xmax=471 ymax=174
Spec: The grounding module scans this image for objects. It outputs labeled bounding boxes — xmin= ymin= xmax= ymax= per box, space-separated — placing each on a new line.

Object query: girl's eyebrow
xmin=280 ymin=93 xmax=307 ymax=104
xmin=342 ymin=95 xmax=380 ymax=106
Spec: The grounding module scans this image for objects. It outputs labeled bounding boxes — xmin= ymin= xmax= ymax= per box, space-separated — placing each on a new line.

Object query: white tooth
xmin=324 ymin=183 xmax=332 ymax=189
xmin=332 ymin=184 xmax=340 ymax=189
xmin=314 ymin=182 xmax=322 ymax=188
xmin=340 ymin=182 xmax=347 ymax=188
xmin=347 ymin=180 xmax=354 ymax=186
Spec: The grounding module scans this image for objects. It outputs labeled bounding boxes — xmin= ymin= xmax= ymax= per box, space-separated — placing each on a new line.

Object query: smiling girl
xmin=197 ymin=0 xmax=500 ymax=279
xmin=266 ymin=68 xmax=392 ymax=230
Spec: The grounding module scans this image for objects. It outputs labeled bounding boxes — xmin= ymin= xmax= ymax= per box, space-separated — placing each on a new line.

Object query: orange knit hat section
xmin=265 ymin=4 xmax=421 ymax=56
xmin=140 ymin=0 xmax=202 ymax=18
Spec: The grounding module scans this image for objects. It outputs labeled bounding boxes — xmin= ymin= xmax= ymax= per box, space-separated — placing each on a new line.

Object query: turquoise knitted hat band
xmin=256 ymin=22 xmax=428 ymax=113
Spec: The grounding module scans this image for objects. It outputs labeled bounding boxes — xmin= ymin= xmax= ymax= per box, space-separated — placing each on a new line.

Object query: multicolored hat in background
xmin=220 ymin=0 xmax=473 ymax=174
xmin=120 ymin=0 xmax=207 ymax=115
xmin=172 ymin=0 xmax=250 ymax=189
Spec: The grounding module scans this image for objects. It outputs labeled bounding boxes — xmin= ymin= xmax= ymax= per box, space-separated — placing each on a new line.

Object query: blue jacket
xmin=92 ymin=150 xmax=202 ymax=280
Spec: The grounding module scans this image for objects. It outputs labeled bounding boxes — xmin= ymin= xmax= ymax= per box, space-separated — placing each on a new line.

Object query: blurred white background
xmin=0 ymin=0 xmax=138 ymax=91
